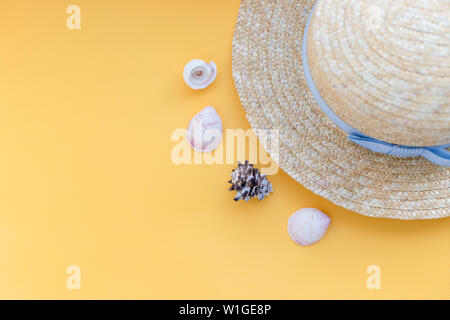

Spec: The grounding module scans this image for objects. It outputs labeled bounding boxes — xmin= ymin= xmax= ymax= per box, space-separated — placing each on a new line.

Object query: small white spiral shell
xmin=183 ymin=59 xmax=217 ymax=90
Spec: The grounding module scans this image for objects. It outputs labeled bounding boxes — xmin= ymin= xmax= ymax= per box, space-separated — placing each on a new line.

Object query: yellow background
xmin=0 ymin=0 xmax=448 ymax=299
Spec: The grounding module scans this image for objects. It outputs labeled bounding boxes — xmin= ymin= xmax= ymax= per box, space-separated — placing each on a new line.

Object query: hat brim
xmin=232 ymin=0 xmax=449 ymax=219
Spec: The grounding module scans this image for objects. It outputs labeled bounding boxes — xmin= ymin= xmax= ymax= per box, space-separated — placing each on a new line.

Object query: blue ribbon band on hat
xmin=301 ymin=3 xmax=450 ymax=167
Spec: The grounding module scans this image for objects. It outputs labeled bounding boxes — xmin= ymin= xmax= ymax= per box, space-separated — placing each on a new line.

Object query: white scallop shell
xmin=287 ymin=208 xmax=330 ymax=246
xmin=186 ymin=106 xmax=223 ymax=152
xmin=183 ymin=59 xmax=217 ymax=89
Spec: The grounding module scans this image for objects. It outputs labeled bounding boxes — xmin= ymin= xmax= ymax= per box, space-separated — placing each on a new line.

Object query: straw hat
xmin=232 ymin=0 xmax=450 ymax=219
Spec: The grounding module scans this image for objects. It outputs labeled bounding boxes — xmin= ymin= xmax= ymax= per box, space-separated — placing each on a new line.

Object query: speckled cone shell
xmin=186 ymin=106 xmax=223 ymax=153
xmin=232 ymin=0 xmax=450 ymax=219
xmin=287 ymin=208 xmax=330 ymax=246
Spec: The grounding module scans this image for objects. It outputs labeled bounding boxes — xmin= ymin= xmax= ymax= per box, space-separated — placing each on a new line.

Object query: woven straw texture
xmin=232 ymin=0 xmax=450 ymax=219
xmin=308 ymin=0 xmax=450 ymax=146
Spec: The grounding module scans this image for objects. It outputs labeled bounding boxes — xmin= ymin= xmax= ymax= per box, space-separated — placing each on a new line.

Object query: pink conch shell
xmin=186 ymin=106 xmax=223 ymax=152
xmin=287 ymin=208 xmax=330 ymax=246
xmin=183 ymin=59 xmax=217 ymax=89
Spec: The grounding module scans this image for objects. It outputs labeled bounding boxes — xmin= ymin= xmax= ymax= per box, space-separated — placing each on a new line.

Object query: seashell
xmin=287 ymin=208 xmax=330 ymax=246
xmin=183 ymin=59 xmax=217 ymax=89
xmin=186 ymin=106 xmax=223 ymax=152
xmin=229 ymin=161 xmax=273 ymax=202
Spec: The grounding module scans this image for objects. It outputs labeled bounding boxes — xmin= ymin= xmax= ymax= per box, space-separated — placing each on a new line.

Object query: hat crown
xmin=308 ymin=0 xmax=450 ymax=146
